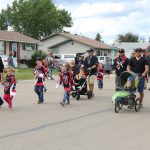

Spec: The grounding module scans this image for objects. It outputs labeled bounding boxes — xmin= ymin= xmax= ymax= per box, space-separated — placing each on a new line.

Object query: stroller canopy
xmin=120 ymin=71 xmax=139 ymax=89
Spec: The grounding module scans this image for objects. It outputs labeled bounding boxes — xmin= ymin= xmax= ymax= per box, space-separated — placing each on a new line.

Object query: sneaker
xmin=44 ymin=88 xmax=47 ymax=92
xmin=60 ymin=101 xmax=65 ymax=107
xmin=38 ymin=100 xmax=41 ymax=104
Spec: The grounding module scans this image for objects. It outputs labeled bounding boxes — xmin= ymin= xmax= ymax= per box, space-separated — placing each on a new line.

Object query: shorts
xmin=88 ymin=75 xmax=95 ymax=85
xmin=138 ymin=77 xmax=145 ymax=93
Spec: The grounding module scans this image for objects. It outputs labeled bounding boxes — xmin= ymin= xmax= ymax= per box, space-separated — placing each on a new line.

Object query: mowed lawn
xmin=14 ymin=68 xmax=59 ymax=80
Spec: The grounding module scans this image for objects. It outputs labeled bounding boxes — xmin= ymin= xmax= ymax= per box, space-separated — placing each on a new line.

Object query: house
xmin=0 ymin=30 xmax=40 ymax=63
xmin=113 ymin=42 xmax=150 ymax=58
xmin=39 ymin=33 xmax=112 ymax=57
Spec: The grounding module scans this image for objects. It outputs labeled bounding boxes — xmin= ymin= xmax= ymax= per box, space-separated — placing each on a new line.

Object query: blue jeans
xmin=48 ymin=66 xmax=53 ymax=78
xmin=63 ymin=91 xmax=70 ymax=103
xmin=97 ymin=80 xmax=103 ymax=88
xmin=138 ymin=77 xmax=145 ymax=93
xmin=34 ymin=86 xmax=44 ymax=102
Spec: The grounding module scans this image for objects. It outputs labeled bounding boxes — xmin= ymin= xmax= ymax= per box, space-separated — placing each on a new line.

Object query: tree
xmin=117 ymin=32 xmax=139 ymax=42
xmin=0 ymin=0 xmax=72 ymax=39
xmin=95 ymin=33 xmax=103 ymax=42
xmin=0 ymin=9 xmax=8 ymax=30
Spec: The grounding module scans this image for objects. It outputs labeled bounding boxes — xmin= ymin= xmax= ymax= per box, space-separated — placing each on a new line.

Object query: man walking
xmin=45 ymin=49 xmax=55 ymax=80
xmin=84 ymin=48 xmax=98 ymax=96
xmin=127 ymin=48 xmax=149 ymax=108
xmin=113 ymin=49 xmax=129 ymax=90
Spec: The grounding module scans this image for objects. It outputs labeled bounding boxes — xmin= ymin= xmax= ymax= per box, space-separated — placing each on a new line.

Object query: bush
xmin=28 ymin=51 xmax=47 ymax=67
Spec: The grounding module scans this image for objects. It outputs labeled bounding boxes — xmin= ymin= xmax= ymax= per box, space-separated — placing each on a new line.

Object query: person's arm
xmin=142 ymin=59 xmax=149 ymax=76
xmin=0 ymin=57 xmax=4 ymax=70
xmin=142 ymin=65 xmax=149 ymax=77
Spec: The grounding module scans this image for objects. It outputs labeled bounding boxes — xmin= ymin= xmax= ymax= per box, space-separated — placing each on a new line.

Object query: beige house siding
xmin=56 ymin=41 xmax=90 ymax=54
xmin=19 ymin=43 xmax=36 ymax=60
xmin=39 ymin=35 xmax=68 ymax=52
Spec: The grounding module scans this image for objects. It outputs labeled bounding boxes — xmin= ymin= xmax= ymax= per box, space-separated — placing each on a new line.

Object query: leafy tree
xmin=0 ymin=0 xmax=72 ymax=39
xmin=0 ymin=9 xmax=8 ymax=30
xmin=28 ymin=51 xmax=47 ymax=67
xmin=117 ymin=32 xmax=139 ymax=42
xmin=95 ymin=33 xmax=103 ymax=42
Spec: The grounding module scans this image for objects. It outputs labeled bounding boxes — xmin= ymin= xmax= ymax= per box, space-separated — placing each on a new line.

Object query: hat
xmin=119 ymin=48 xmax=125 ymax=53
xmin=36 ymin=57 xmax=42 ymax=61
xmin=135 ymin=48 xmax=142 ymax=52
xmin=87 ymin=48 xmax=94 ymax=52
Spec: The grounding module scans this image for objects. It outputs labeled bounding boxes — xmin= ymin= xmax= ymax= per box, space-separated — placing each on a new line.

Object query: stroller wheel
xmin=76 ymin=94 xmax=80 ymax=101
xmin=115 ymin=101 xmax=120 ymax=113
xmin=72 ymin=93 xmax=76 ymax=98
xmin=135 ymin=98 xmax=141 ymax=112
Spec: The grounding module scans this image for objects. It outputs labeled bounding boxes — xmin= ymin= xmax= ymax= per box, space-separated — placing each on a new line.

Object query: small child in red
xmin=59 ymin=63 xmax=73 ymax=106
xmin=34 ymin=57 xmax=47 ymax=104
xmin=97 ymin=63 xmax=105 ymax=89
xmin=3 ymin=67 xmax=16 ymax=109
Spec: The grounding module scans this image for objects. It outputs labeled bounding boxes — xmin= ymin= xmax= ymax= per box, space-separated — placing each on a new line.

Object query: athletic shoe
xmin=60 ymin=101 xmax=65 ymax=107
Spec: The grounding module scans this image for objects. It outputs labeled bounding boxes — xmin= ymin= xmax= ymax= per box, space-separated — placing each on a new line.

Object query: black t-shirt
xmin=84 ymin=55 xmax=98 ymax=75
xmin=129 ymin=57 xmax=148 ymax=73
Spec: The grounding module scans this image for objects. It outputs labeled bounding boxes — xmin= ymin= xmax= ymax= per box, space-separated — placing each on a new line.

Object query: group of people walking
xmin=0 ymin=47 xmax=150 ymax=109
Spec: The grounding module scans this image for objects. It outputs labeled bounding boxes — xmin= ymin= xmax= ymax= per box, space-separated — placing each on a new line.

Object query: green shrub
xmin=28 ymin=51 xmax=47 ymax=67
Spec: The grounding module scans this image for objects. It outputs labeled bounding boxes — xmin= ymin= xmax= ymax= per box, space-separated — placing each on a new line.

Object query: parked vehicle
xmin=54 ymin=54 xmax=76 ymax=65
xmin=97 ymin=56 xmax=112 ymax=65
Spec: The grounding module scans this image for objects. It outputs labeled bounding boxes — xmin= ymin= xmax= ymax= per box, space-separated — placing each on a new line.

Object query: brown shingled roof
xmin=60 ymin=33 xmax=111 ymax=49
xmin=42 ymin=33 xmax=111 ymax=49
xmin=0 ymin=30 xmax=40 ymax=43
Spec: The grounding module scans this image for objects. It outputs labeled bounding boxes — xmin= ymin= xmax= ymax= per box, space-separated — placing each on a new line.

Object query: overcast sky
xmin=1 ymin=0 xmax=150 ymax=44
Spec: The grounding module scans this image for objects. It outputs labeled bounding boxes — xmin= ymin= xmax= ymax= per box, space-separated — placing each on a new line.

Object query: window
xmin=0 ymin=41 xmax=4 ymax=55
xmin=12 ymin=43 xmax=17 ymax=52
xmin=22 ymin=43 xmax=36 ymax=51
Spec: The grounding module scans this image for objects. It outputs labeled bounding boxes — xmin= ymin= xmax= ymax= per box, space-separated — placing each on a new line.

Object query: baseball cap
xmin=87 ymin=48 xmax=94 ymax=52
xmin=119 ymin=48 xmax=125 ymax=53
xmin=135 ymin=48 xmax=142 ymax=52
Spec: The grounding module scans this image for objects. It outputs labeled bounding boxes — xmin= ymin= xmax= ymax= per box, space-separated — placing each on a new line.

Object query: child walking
xmin=97 ymin=63 xmax=105 ymax=89
xmin=34 ymin=57 xmax=47 ymax=104
xmin=59 ymin=63 xmax=73 ymax=107
xmin=3 ymin=67 xmax=16 ymax=109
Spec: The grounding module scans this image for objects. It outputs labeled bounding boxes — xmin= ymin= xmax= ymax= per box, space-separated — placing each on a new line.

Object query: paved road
xmin=0 ymin=77 xmax=150 ymax=150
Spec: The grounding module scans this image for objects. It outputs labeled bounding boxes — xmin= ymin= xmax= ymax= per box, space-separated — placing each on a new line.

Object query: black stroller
xmin=71 ymin=73 xmax=92 ymax=100
xmin=112 ymin=71 xmax=141 ymax=113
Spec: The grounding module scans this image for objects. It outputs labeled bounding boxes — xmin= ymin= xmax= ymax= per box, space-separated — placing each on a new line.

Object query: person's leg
xmin=7 ymin=95 xmax=13 ymax=109
xmin=101 ymin=80 xmax=103 ymax=88
xmin=97 ymin=80 xmax=100 ymax=88
xmin=49 ymin=67 xmax=54 ymax=79
xmin=39 ymin=86 xmax=44 ymax=102
xmin=138 ymin=77 xmax=145 ymax=107
xmin=34 ymin=86 xmax=41 ymax=103
xmin=89 ymin=75 xmax=95 ymax=94
xmin=115 ymin=75 xmax=121 ymax=90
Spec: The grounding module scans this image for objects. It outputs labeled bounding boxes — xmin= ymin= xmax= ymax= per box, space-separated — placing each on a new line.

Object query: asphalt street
xmin=0 ymin=77 xmax=150 ymax=150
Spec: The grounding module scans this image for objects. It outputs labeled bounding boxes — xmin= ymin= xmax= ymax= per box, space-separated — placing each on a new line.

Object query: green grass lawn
xmin=14 ymin=68 xmax=59 ymax=80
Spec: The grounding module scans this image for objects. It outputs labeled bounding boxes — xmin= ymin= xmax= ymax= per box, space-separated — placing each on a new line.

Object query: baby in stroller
xmin=72 ymin=65 xmax=92 ymax=100
xmin=112 ymin=71 xmax=141 ymax=113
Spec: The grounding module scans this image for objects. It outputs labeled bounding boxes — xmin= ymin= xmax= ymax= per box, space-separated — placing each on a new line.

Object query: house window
xmin=0 ymin=41 xmax=4 ymax=55
xmin=22 ymin=43 xmax=36 ymax=51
